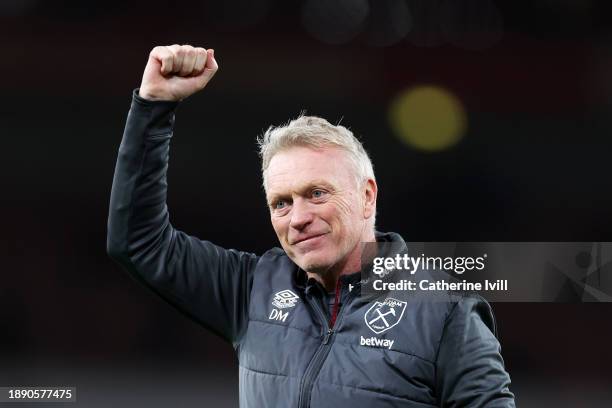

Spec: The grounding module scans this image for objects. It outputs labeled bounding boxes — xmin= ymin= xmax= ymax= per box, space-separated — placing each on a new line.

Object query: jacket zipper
xmin=297 ymin=280 xmax=347 ymax=408
xmin=329 ymin=280 xmax=342 ymax=328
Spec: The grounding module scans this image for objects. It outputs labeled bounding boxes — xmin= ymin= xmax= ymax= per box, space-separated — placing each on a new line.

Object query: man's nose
xmin=289 ymin=199 xmax=313 ymax=231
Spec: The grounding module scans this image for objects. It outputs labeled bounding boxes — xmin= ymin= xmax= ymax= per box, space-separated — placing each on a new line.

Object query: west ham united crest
xmin=364 ymin=298 xmax=407 ymax=334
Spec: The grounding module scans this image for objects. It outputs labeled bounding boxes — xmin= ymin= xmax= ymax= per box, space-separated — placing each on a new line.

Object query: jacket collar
xmin=293 ymin=231 xmax=408 ymax=296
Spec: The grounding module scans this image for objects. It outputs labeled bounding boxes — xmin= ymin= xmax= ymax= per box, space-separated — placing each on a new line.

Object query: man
xmin=107 ymin=44 xmax=515 ymax=407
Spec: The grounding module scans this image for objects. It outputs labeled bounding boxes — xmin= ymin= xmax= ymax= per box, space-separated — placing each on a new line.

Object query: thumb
xmin=198 ymin=49 xmax=219 ymax=85
xmin=205 ymin=49 xmax=219 ymax=73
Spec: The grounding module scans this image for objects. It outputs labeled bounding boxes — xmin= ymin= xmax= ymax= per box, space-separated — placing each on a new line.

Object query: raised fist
xmin=139 ymin=44 xmax=219 ymax=102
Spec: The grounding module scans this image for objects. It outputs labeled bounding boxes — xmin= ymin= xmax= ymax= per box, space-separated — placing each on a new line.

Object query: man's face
xmin=265 ymin=145 xmax=373 ymax=275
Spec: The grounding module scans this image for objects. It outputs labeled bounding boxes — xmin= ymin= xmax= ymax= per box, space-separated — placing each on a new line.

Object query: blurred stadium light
xmin=405 ymin=0 xmax=447 ymax=47
xmin=297 ymin=0 xmax=505 ymax=49
xmin=366 ymin=0 xmax=413 ymax=47
xmin=439 ymin=0 xmax=504 ymax=50
xmin=0 ymin=0 xmax=37 ymax=16
xmin=203 ymin=0 xmax=272 ymax=32
xmin=388 ymin=85 xmax=467 ymax=152
xmin=406 ymin=0 xmax=503 ymax=49
xmin=301 ymin=0 xmax=370 ymax=45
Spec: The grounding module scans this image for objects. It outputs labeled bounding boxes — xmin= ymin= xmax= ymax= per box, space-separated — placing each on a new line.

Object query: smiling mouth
xmin=292 ymin=233 xmax=328 ymax=245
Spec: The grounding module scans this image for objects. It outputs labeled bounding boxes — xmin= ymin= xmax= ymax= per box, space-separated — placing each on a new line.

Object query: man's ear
xmin=363 ymin=178 xmax=377 ymax=220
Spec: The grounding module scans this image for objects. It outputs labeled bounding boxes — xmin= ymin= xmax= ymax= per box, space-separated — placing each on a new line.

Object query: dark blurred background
xmin=1 ymin=0 xmax=612 ymax=406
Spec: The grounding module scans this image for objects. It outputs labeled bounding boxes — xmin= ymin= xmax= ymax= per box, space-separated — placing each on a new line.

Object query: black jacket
xmin=107 ymin=91 xmax=515 ymax=407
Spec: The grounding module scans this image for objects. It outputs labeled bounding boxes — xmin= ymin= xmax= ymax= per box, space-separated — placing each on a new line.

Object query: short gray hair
xmin=257 ymin=114 xmax=375 ymax=189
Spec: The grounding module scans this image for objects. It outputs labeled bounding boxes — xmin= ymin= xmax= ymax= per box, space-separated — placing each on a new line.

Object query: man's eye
xmin=274 ymin=200 xmax=287 ymax=209
xmin=312 ymin=190 xmax=325 ymax=198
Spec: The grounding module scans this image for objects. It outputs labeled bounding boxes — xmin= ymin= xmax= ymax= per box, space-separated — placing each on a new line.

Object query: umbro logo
xmin=271 ymin=290 xmax=300 ymax=309
xmin=269 ymin=290 xmax=300 ymax=323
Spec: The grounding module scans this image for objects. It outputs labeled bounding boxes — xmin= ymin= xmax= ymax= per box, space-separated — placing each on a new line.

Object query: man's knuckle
xmin=169 ymin=45 xmax=180 ymax=56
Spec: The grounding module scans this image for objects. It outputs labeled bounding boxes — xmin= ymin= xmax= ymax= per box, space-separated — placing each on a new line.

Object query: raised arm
xmin=107 ymin=45 xmax=258 ymax=344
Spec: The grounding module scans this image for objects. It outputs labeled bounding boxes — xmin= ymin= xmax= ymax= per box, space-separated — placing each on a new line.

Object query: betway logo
xmin=360 ymin=335 xmax=394 ymax=350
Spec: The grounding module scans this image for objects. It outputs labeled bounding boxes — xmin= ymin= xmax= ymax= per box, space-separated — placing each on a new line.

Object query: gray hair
xmin=257 ymin=114 xmax=375 ymax=190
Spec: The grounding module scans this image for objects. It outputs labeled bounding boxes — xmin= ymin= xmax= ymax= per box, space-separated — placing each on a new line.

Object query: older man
xmin=107 ymin=44 xmax=515 ymax=407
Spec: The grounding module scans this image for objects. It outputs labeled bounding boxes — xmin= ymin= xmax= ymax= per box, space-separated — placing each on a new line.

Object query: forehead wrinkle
xmin=265 ymin=146 xmax=355 ymax=199
xmin=265 ymin=167 xmax=294 ymax=201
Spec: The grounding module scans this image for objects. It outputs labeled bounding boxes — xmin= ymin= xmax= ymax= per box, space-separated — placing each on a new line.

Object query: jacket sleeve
xmin=106 ymin=90 xmax=258 ymax=345
xmin=435 ymin=296 xmax=516 ymax=407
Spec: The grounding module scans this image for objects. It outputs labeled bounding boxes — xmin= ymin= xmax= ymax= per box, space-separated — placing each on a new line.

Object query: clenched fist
xmin=139 ymin=44 xmax=219 ymax=102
